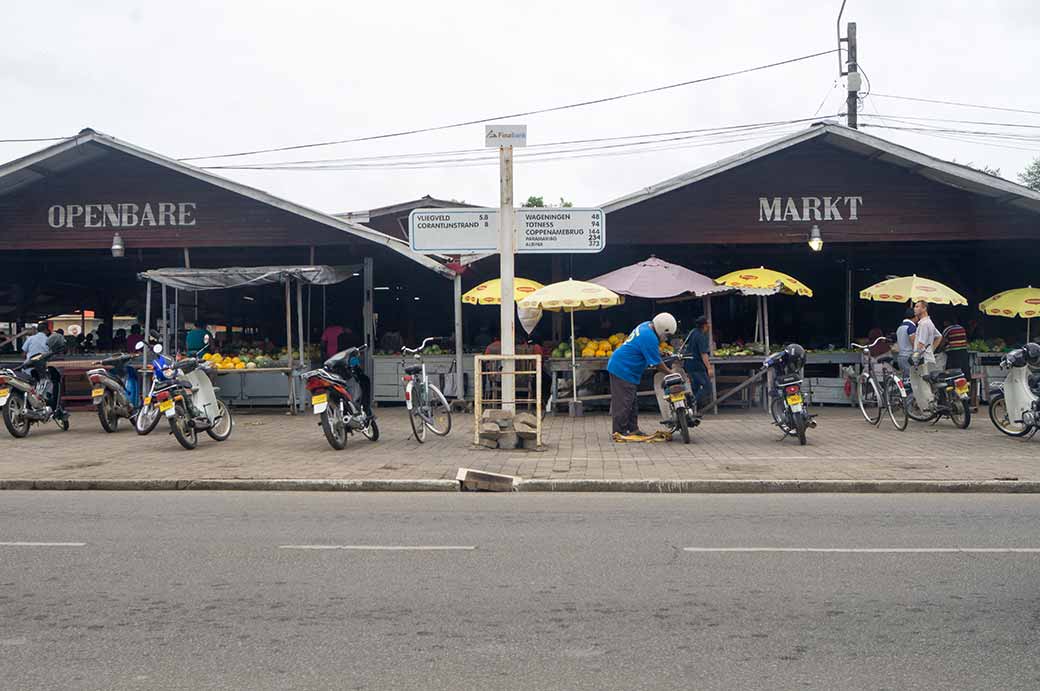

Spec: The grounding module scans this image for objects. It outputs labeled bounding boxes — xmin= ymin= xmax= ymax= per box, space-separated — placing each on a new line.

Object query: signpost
xmin=407 ymin=124 xmax=608 ymax=413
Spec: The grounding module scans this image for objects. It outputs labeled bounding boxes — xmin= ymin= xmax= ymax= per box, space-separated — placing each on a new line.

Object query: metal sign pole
xmin=499 ymin=144 xmax=516 ymax=412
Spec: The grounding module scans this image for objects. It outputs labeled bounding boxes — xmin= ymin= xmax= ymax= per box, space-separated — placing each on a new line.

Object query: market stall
xmin=138 ymin=265 xmax=361 ymax=410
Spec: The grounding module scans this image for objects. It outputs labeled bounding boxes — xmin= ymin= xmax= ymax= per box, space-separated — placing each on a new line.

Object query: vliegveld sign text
xmin=758 ymin=196 xmax=863 ymax=222
xmin=48 ymin=202 xmax=198 ymax=229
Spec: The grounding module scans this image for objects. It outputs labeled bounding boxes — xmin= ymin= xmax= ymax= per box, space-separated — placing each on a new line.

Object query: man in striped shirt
xmin=940 ymin=320 xmax=970 ymax=378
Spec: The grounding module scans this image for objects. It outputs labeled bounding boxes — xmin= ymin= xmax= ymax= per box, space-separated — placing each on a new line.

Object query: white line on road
xmin=0 ymin=542 xmax=86 ymax=547
xmin=278 ymin=545 xmax=477 ymax=551
xmin=684 ymin=547 xmax=1040 ymax=553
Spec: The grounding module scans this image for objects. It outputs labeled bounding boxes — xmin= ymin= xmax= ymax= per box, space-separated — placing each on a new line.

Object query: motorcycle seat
xmin=661 ymin=372 xmax=685 ymax=388
xmin=775 ymin=373 xmax=801 ymax=386
xmin=101 ymin=354 xmax=133 ymax=368
xmin=923 ymin=369 xmax=963 ymax=383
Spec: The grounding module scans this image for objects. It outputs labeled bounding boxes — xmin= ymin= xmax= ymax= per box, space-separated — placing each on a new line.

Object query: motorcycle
xmin=87 ymin=353 xmax=141 ymax=433
xmin=302 ymin=344 xmax=378 ymax=450
xmin=764 ymin=343 xmax=815 ymax=446
xmin=0 ymin=351 xmax=70 ymax=437
xmin=988 ymin=342 xmax=1040 ymax=438
xmin=906 ymin=351 xmax=971 ymax=428
xmin=155 ymin=336 xmax=234 ymax=450
xmin=132 ymin=339 xmax=176 ymax=435
xmin=658 ymin=354 xmax=700 ymax=444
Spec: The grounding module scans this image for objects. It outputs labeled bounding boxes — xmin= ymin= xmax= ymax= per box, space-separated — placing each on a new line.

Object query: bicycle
xmin=851 ymin=337 xmax=908 ymax=430
xmin=401 ymin=337 xmax=452 ymax=443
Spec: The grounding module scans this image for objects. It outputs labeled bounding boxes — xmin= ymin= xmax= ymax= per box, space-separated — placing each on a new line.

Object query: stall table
xmin=372 ymin=354 xmax=475 ymax=403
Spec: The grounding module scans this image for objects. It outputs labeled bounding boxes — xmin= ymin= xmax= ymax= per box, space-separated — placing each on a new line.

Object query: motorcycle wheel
xmin=135 ymin=404 xmax=162 ymax=436
xmin=987 ymin=394 xmax=1029 ymax=437
xmin=169 ymin=403 xmax=198 ymax=450
xmin=906 ymin=394 xmax=937 ymax=422
xmin=97 ymin=391 xmax=120 ymax=433
xmin=321 ymin=399 xmax=347 ymax=450
xmin=677 ymin=409 xmax=691 ymax=444
xmin=2 ymin=392 xmax=30 ymax=438
xmin=885 ymin=377 xmax=909 ymax=431
xmin=769 ymin=397 xmax=793 ymax=435
xmin=205 ymin=400 xmax=234 ymax=441
xmin=361 ymin=416 xmax=380 ymax=442
xmin=950 ymin=397 xmax=971 ymax=429
xmin=794 ymin=412 xmax=808 ymax=446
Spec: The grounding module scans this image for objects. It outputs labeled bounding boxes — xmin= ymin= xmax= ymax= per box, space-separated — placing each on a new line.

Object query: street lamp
xmin=111 ymin=233 xmax=125 ymax=258
xmin=808 ymin=225 xmax=823 ymax=252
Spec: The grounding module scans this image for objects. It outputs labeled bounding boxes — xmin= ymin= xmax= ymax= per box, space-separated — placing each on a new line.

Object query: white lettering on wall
xmin=757 ymin=196 xmax=864 ymax=223
xmin=47 ymin=202 xmax=200 ymax=229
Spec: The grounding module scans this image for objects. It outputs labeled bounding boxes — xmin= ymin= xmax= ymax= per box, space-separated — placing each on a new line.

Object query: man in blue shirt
xmin=21 ymin=323 xmax=50 ymax=360
xmin=895 ymin=308 xmax=917 ymax=373
xmin=606 ymin=313 xmax=677 ymax=436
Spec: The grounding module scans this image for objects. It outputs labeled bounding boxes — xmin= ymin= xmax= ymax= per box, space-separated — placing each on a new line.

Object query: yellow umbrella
xmin=716 ymin=267 xmax=813 ymax=297
xmin=715 ymin=267 xmax=812 ymax=352
xmin=859 ymin=275 xmax=967 ymax=305
xmin=519 ymin=280 xmax=623 ymax=403
xmin=461 ymin=277 xmax=544 ymax=305
xmin=980 ymin=286 xmax=1040 ymax=341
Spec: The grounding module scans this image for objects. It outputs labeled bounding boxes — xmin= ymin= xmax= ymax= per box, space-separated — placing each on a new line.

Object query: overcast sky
xmin=2 ymin=0 xmax=1038 ymax=212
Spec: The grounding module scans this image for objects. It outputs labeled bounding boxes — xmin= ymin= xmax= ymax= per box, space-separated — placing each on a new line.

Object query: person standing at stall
xmin=939 ymin=319 xmax=970 ymax=378
xmin=912 ymin=301 xmax=941 ymax=373
xmin=607 ymin=313 xmax=677 ymax=437
xmin=683 ymin=316 xmax=713 ymax=404
xmin=21 ymin=323 xmax=49 ymax=359
xmin=895 ymin=309 xmax=918 ymax=373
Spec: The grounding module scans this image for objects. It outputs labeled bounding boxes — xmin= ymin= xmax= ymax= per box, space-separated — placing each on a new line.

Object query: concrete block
xmin=482 ymin=409 xmax=513 ymax=421
xmin=479 ymin=437 xmax=498 ymax=449
xmin=513 ymin=412 xmax=538 ymax=428
xmin=479 ymin=422 xmax=502 ymax=439
xmin=498 ymin=432 xmax=521 ymax=449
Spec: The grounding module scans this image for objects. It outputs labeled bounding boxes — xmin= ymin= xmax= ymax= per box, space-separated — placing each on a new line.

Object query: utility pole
xmin=844 ymin=22 xmax=859 ymax=129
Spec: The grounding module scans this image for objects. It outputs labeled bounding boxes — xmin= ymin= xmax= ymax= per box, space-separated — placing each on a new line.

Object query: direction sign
xmin=409 ymin=208 xmax=605 ymax=254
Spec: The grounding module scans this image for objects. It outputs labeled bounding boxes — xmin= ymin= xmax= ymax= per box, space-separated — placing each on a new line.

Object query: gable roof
xmin=602 ymin=121 xmax=1040 ymax=215
xmin=334 ymin=195 xmax=477 ymax=223
xmin=0 ymin=129 xmax=455 ymax=278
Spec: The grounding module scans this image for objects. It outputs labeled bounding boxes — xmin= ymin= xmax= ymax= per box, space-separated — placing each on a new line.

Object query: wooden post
xmin=143 ymin=279 xmax=152 ymax=372
xmin=473 ymin=356 xmax=482 ymax=446
xmin=706 ymin=295 xmax=718 ymax=414
xmin=846 ymin=22 xmax=858 ymax=129
xmin=161 ymin=283 xmax=168 ymax=354
xmin=846 ymin=266 xmax=854 ymax=347
xmin=296 ymin=278 xmax=305 ymax=370
xmin=285 ymin=279 xmax=295 ymax=414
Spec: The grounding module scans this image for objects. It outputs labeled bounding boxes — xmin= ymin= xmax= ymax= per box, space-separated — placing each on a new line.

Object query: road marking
xmin=684 ymin=547 xmax=1040 ymax=553
xmin=278 ymin=545 xmax=477 ymax=551
xmin=0 ymin=542 xmax=86 ymax=547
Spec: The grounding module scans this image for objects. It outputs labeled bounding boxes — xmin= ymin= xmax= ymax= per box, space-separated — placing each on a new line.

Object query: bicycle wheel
xmin=857 ymin=375 xmax=882 ymax=425
xmin=408 ymin=384 xmax=427 ymax=443
xmin=988 ymin=393 xmax=1030 ymax=437
xmin=423 ymin=384 xmax=452 ymax=437
xmin=885 ymin=376 xmax=909 ymax=431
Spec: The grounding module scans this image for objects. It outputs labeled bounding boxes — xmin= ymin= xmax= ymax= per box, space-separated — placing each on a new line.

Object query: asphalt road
xmin=2 ymin=492 xmax=1040 ymax=690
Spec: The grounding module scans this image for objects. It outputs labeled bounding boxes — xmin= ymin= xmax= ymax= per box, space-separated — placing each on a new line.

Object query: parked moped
xmin=0 ymin=351 xmax=70 ymax=437
xmin=906 ymin=351 xmax=971 ymax=429
xmin=988 ymin=342 xmax=1040 ymax=438
xmin=87 ymin=354 xmax=140 ymax=433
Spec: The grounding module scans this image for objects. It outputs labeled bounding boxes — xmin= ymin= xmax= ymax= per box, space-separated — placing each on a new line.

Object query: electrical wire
xmin=860 ymin=112 xmax=1040 ymax=129
xmin=179 ymin=49 xmax=839 ymax=161
xmin=204 ymin=116 xmax=833 ymax=170
xmin=872 ymin=93 xmax=1040 ymax=117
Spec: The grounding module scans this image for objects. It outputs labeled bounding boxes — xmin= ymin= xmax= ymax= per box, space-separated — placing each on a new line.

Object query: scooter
xmin=988 ymin=342 xmax=1040 ymax=438
xmin=0 ymin=352 xmax=70 ymax=437
xmin=87 ymin=354 xmax=140 ymax=433
xmin=906 ymin=351 xmax=971 ymax=428
xmin=302 ymin=344 xmax=379 ymax=450
xmin=155 ymin=335 xmax=234 ymax=450
xmin=658 ymin=354 xmax=700 ymax=444
xmin=132 ymin=339 xmax=176 ymax=435
xmin=764 ymin=344 xmax=815 ymax=446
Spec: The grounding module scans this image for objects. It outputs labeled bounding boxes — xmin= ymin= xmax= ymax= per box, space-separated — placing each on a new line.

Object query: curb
xmin=517 ymin=479 xmax=1040 ymax=493
xmin=0 ymin=479 xmax=459 ymax=492
xmin=2 ymin=478 xmax=1040 ymax=493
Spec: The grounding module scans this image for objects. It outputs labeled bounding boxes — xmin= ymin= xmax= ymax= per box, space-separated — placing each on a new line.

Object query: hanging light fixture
xmin=111 ymin=233 xmax=125 ymax=258
xmin=807 ymin=225 xmax=823 ymax=252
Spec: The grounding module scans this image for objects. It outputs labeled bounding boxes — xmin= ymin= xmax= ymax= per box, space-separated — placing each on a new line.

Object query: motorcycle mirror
xmin=134 ymin=342 xmax=145 ymax=352
xmin=153 ymin=343 xmax=164 ymax=354
xmin=203 ymin=334 xmax=210 ymax=345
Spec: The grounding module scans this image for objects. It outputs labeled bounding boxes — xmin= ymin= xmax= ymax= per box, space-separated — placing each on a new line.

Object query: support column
xmin=297 ymin=279 xmax=305 ymax=370
xmin=143 ymin=279 xmax=152 ymax=371
xmin=363 ymin=257 xmax=374 ymax=382
xmin=161 ymin=283 xmax=169 ymax=354
xmin=845 ymin=266 xmax=854 ymax=347
xmin=453 ymin=273 xmax=464 ymax=399
xmin=285 ymin=279 xmax=295 ymax=414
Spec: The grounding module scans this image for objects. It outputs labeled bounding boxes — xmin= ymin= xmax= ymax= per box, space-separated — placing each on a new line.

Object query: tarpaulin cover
xmin=138 ymin=265 xmax=358 ymax=290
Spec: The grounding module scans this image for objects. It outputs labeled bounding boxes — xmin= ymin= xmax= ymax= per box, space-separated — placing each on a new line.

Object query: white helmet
xmin=652 ymin=312 xmax=677 ymax=339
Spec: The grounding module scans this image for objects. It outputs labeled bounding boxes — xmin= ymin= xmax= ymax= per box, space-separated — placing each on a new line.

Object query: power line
xmin=861 ymin=112 xmax=1040 ymax=129
xmin=179 ymin=49 xmax=839 ymax=162
xmin=872 ymin=93 xmax=1040 ymax=117
xmin=204 ymin=116 xmax=833 ymax=169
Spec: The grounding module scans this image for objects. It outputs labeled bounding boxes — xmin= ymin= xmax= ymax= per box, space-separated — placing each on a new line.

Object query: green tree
xmin=559 ymin=197 xmax=574 ymax=208
xmin=1019 ymin=156 xmax=1040 ymax=191
xmin=953 ymin=159 xmax=1001 ymax=177
xmin=522 ymin=195 xmax=545 ymax=208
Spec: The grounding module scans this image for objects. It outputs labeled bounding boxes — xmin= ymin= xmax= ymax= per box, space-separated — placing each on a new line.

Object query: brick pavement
xmin=0 ymin=405 xmax=1036 ymax=483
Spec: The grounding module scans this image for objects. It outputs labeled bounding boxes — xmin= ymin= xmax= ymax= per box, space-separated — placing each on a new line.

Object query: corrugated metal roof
xmin=601 ymin=122 xmax=1040 ymax=215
